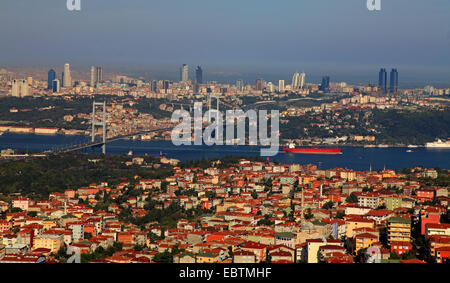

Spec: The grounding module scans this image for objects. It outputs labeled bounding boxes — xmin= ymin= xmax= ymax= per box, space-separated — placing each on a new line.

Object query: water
xmin=1 ymin=133 xmax=449 ymax=171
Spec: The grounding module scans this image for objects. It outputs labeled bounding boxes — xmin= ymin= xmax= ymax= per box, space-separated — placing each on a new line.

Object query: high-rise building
xmin=90 ymin=66 xmax=96 ymax=86
xmin=278 ymin=80 xmax=285 ymax=92
xmin=151 ymin=80 xmax=157 ymax=92
xmin=299 ymin=72 xmax=306 ymax=89
xmin=96 ymin=66 xmax=103 ymax=84
xmin=378 ymin=68 xmax=387 ymax=93
xmin=21 ymin=80 xmax=29 ymax=97
xmin=195 ymin=66 xmax=203 ymax=84
xmin=11 ymin=79 xmax=30 ymax=97
xmin=236 ymin=80 xmax=244 ymax=92
xmin=320 ymin=76 xmax=330 ymax=93
xmin=292 ymin=72 xmax=300 ymax=89
xmin=266 ymin=82 xmax=274 ymax=92
xmin=163 ymin=80 xmax=170 ymax=91
xmin=255 ymin=78 xmax=265 ymax=91
xmin=180 ymin=64 xmax=189 ymax=82
xmin=90 ymin=66 xmax=103 ymax=87
xmin=390 ymin=68 xmax=399 ymax=93
xmin=52 ymin=79 xmax=61 ymax=93
xmin=11 ymin=80 xmax=20 ymax=97
xmin=292 ymin=72 xmax=306 ymax=89
xmin=48 ymin=69 xmax=56 ymax=90
xmin=63 ymin=63 xmax=72 ymax=88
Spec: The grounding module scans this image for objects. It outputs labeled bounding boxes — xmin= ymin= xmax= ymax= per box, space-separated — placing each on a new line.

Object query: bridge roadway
xmin=49 ymin=127 xmax=173 ymax=154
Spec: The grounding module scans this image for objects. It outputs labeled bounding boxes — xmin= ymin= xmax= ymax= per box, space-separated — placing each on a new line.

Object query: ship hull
xmin=282 ymin=148 xmax=342 ymax=155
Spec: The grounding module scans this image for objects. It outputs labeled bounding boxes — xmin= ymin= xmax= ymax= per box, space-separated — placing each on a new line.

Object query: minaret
xmin=301 ymin=188 xmax=305 ymax=220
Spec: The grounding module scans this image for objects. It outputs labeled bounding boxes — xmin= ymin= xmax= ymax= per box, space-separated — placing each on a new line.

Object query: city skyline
xmin=0 ymin=1 xmax=449 ymax=85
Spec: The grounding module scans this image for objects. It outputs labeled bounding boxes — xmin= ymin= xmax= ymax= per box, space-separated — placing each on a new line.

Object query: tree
xmin=153 ymin=250 xmax=173 ymax=263
xmin=257 ymin=215 xmax=274 ymax=226
xmin=133 ymin=244 xmax=144 ymax=252
xmin=335 ymin=211 xmax=345 ymax=219
xmin=322 ymin=201 xmax=334 ymax=210
xmin=390 ymin=251 xmax=401 ymax=260
xmin=304 ymin=208 xmax=314 ymax=220
xmin=345 ymin=193 xmax=358 ymax=204
xmin=11 ymin=207 xmax=23 ymax=213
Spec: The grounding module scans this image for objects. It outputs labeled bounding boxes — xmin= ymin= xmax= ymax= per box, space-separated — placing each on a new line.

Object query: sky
xmin=1 ymin=0 xmax=449 ymax=85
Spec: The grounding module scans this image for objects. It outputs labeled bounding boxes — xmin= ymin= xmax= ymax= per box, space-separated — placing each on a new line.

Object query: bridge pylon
xmin=91 ymin=101 xmax=107 ymax=154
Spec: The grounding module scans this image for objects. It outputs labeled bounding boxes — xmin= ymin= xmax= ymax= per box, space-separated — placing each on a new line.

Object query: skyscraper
xmin=378 ymin=68 xmax=387 ymax=93
xmin=236 ymin=80 xmax=244 ymax=92
xmin=255 ymin=78 xmax=265 ymax=91
xmin=90 ymin=66 xmax=96 ymax=86
xmin=96 ymin=66 xmax=103 ymax=84
xmin=11 ymin=79 xmax=20 ymax=97
xmin=151 ymin=80 xmax=157 ymax=92
xmin=292 ymin=72 xmax=306 ymax=89
xmin=299 ymin=72 xmax=306 ymax=89
xmin=292 ymin=72 xmax=300 ymax=89
xmin=163 ymin=80 xmax=170 ymax=91
xmin=278 ymin=80 xmax=285 ymax=92
xmin=63 ymin=63 xmax=72 ymax=87
xmin=48 ymin=69 xmax=56 ymax=90
xmin=320 ymin=76 xmax=330 ymax=93
xmin=52 ymin=79 xmax=61 ymax=93
xmin=195 ymin=66 xmax=203 ymax=84
xmin=390 ymin=69 xmax=398 ymax=93
xmin=11 ymin=79 xmax=30 ymax=97
xmin=180 ymin=64 xmax=189 ymax=82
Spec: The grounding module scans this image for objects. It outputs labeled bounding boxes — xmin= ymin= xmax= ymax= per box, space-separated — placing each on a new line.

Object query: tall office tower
xmin=151 ymin=80 xmax=157 ymax=92
xmin=27 ymin=77 xmax=33 ymax=86
xmin=278 ymin=80 xmax=285 ymax=92
xmin=299 ymin=72 xmax=306 ymax=89
xmin=11 ymin=79 xmax=30 ymax=97
xmin=52 ymin=79 xmax=61 ymax=93
xmin=266 ymin=82 xmax=274 ymax=92
xmin=11 ymin=80 xmax=20 ymax=97
xmin=236 ymin=80 xmax=244 ymax=92
xmin=378 ymin=68 xmax=387 ymax=93
xmin=48 ymin=69 xmax=56 ymax=89
xmin=90 ymin=66 xmax=96 ymax=86
xmin=292 ymin=72 xmax=300 ymax=89
xmin=390 ymin=68 xmax=399 ymax=93
xmin=180 ymin=64 xmax=189 ymax=82
xmin=96 ymin=66 xmax=103 ymax=84
xmin=63 ymin=63 xmax=72 ymax=87
xmin=320 ymin=76 xmax=330 ymax=93
xmin=255 ymin=78 xmax=265 ymax=91
xmin=20 ymin=80 xmax=30 ymax=97
xmin=195 ymin=66 xmax=203 ymax=84
xmin=163 ymin=80 xmax=170 ymax=91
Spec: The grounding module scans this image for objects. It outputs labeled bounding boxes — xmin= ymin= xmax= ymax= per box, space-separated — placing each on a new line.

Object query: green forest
xmin=0 ymin=153 xmax=173 ymax=200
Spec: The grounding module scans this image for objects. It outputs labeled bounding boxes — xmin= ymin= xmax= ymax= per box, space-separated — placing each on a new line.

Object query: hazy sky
xmin=1 ymin=0 xmax=449 ymax=85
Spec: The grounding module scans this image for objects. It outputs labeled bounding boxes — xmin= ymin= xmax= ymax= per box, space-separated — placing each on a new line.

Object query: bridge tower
xmin=91 ymin=101 xmax=107 ymax=154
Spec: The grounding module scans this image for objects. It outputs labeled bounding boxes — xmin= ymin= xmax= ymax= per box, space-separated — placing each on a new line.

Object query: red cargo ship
xmin=282 ymin=144 xmax=342 ymax=155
